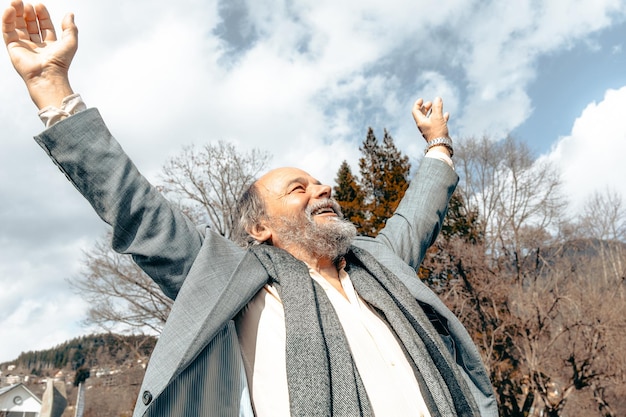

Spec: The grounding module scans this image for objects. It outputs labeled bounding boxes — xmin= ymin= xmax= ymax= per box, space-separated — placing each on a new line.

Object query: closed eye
xmin=286 ymin=176 xmax=311 ymax=194
xmin=288 ymin=184 xmax=306 ymax=193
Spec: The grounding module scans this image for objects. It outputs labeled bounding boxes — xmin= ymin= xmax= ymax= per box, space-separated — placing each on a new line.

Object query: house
xmin=0 ymin=383 xmax=41 ymax=417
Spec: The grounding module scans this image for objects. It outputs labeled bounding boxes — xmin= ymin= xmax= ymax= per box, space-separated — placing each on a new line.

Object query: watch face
xmin=13 ymin=395 xmax=23 ymax=405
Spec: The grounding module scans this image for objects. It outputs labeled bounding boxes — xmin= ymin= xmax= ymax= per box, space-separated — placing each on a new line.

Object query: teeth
xmin=313 ymin=207 xmax=333 ymax=215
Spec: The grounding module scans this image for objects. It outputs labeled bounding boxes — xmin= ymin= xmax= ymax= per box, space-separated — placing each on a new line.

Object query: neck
xmin=285 ymin=246 xmax=348 ymax=299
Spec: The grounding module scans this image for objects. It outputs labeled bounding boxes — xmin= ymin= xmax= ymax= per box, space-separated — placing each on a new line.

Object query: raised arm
xmin=3 ymin=2 xmax=225 ymax=299
xmin=357 ymin=97 xmax=458 ymax=270
xmin=3 ymin=0 xmax=76 ymax=109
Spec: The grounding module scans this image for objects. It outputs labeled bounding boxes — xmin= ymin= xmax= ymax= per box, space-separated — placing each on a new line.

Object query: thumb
xmin=61 ymin=12 xmax=78 ymax=45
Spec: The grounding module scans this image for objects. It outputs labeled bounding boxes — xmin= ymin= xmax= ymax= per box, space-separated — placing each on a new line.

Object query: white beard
xmin=272 ymin=199 xmax=357 ymax=262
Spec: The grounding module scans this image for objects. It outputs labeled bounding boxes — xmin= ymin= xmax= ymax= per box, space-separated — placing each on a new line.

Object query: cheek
xmin=276 ymin=198 xmax=308 ymax=217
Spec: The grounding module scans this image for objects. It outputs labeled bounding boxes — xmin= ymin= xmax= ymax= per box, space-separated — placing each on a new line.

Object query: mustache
xmin=305 ymin=198 xmax=344 ymax=219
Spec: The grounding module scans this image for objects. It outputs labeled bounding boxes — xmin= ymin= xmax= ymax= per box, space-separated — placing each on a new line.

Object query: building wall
xmin=0 ymin=385 xmax=41 ymax=417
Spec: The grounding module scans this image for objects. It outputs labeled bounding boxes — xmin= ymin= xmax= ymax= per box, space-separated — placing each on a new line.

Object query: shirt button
xmin=142 ymin=390 xmax=153 ymax=405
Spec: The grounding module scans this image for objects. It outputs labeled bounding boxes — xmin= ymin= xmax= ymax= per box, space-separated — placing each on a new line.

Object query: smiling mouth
xmin=308 ymin=200 xmax=342 ymax=218
xmin=311 ymin=206 xmax=337 ymax=216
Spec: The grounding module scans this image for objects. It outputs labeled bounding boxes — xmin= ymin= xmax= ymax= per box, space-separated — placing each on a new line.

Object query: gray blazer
xmin=35 ymin=109 xmax=498 ymax=417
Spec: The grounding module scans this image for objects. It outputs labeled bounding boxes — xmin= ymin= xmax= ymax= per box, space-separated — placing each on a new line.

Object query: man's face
xmin=254 ymin=167 xmax=355 ymax=259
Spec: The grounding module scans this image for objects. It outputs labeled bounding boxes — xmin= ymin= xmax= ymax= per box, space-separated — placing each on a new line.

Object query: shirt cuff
xmin=425 ymin=147 xmax=454 ymax=169
xmin=38 ymin=94 xmax=87 ymax=128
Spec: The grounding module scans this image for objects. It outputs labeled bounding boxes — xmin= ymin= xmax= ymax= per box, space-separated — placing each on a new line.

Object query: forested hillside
xmin=0 ymin=333 xmax=156 ymax=417
xmin=1 ymin=333 xmax=156 ymax=375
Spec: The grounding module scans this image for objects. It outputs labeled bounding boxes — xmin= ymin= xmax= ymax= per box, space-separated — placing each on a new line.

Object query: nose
xmin=312 ymin=183 xmax=332 ymax=199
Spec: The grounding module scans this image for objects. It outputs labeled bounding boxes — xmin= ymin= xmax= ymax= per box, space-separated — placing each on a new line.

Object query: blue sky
xmin=513 ymin=18 xmax=626 ymax=154
xmin=1 ymin=0 xmax=626 ymax=363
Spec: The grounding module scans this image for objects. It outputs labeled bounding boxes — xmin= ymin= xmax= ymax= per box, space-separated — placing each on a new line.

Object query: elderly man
xmin=3 ymin=1 xmax=497 ymax=416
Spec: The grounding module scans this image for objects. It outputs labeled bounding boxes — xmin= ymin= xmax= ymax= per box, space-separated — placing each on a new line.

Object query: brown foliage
xmin=334 ymin=127 xmax=411 ymax=236
xmin=421 ymin=185 xmax=626 ymax=416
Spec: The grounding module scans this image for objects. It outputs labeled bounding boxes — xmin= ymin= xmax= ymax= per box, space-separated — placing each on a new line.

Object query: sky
xmin=1 ymin=0 xmax=626 ymax=364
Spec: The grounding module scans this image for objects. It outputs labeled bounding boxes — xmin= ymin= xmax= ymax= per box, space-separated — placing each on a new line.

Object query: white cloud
xmin=2 ymin=0 xmax=626 ymax=363
xmin=449 ymin=0 xmax=626 ymax=138
xmin=0 ymin=236 xmax=99 ymax=362
xmin=546 ymin=86 xmax=626 ymax=213
xmin=0 ymin=296 xmax=94 ymax=362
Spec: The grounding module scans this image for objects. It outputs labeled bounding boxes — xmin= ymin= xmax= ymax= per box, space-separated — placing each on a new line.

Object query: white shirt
xmin=235 ymin=267 xmax=432 ymax=417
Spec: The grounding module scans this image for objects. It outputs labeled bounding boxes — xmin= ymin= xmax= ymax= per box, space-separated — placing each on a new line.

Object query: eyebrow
xmin=286 ymin=177 xmax=321 ymax=189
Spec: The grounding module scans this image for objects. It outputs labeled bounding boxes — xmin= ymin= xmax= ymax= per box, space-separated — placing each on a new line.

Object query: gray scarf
xmin=250 ymin=244 xmax=480 ymax=417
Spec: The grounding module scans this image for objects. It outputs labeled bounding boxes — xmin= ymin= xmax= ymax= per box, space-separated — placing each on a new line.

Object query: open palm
xmin=3 ymin=1 xmax=77 ymax=106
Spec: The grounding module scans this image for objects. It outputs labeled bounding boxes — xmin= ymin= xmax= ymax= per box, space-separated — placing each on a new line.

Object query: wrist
xmin=26 ymin=73 xmax=74 ymax=110
xmin=424 ymin=136 xmax=454 ymax=157
xmin=427 ymin=144 xmax=452 ymax=158
xmin=421 ymin=127 xmax=449 ymax=143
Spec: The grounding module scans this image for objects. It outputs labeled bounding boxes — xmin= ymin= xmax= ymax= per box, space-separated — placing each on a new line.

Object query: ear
xmin=248 ymin=222 xmax=272 ymax=244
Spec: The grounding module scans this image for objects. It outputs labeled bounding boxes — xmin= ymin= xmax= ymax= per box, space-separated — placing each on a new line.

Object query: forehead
xmin=256 ymin=167 xmax=319 ymax=195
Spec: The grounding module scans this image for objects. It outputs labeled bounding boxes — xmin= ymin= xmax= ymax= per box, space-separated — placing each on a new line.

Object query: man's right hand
xmin=2 ymin=0 xmax=77 ymax=109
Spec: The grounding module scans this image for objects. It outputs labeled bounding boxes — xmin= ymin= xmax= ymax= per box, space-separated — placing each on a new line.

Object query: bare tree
xmin=71 ymin=141 xmax=271 ymax=333
xmin=72 ymin=236 xmax=173 ymax=334
xmin=159 ymin=141 xmax=271 ymax=238
xmin=577 ymin=188 xmax=626 ymax=288
xmin=454 ymin=135 xmax=506 ymax=243
xmin=423 ymin=136 xmax=626 ymax=416
xmin=426 ymin=227 xmax=626 ymax=416
xmin=524 ymin=250 xmax=626 ymax=417
xmin=455 ymin=136 xmax=566 ymax=281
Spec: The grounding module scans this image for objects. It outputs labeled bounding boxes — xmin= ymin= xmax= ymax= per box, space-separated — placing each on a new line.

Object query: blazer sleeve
xmin=361 ymin=156 xmax=458 ymax=271
xmin=34 ymin=108 xmax=208 ymax=300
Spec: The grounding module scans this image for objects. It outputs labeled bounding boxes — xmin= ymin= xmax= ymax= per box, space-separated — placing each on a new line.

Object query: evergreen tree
xmin=418 ymin=190 xmax=484 ymax=287
xmin=441 ymin=192 xmax=483 ymax=244
xmin=358 ymin=128 xmax=411 ymax=236
xmin=334 ymin=127 xmax=411 ymax=237
xmin=333 ymin=160 xmax=365 ymax=231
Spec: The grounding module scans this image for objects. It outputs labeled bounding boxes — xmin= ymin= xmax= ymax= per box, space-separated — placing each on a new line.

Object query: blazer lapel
xmin=139 ymin=238 xmax=268 ymax=404
xmin=175 ymin=250 xmax=269 ymax=380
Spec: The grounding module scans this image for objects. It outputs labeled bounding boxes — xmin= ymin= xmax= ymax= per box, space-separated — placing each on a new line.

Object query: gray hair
xmin=232 ymin=182 xmax=268 ymax=248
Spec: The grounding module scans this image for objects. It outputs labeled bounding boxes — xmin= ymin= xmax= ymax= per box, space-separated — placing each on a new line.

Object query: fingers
xmin=413 ymin=97 xmax=450 ymax=120
xmin=35 ymin=3 xmax=57 ymax=42
xmin=23 ymin=2 xmax=41 ymax=43
xmin=3 ymin=1 xmax=35 ymax=45
xmin=412 ymin=96 xmax=450 ymax=142
xmin=3 ymin=2 xmax=59 ymax=45
xmin=430 ymin=96 xmax=443 ymax=117
xmin=412 ymin=99 xmax=425 ymax=125
xmin=2 ymin=1 xmax=27 ymax=46
xmin=422 ymin=101 xmax=432 ymax=117
xmin=2 ymin=5 xmax=17 ymax=46
xmin=426 ymin=97 xmax=450 ymax=123
xmin=413 ymin=99 xmax=433 ymax=114
xmin=414 ymin=98 xmax=423 ymax=112
xmin=412 ymin=99 xmax=432 ymax=126
xmin=11 ymin=0 xmax=29 ymax=42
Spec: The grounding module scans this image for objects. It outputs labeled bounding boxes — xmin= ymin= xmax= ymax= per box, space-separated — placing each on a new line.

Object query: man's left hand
xmin=412 ymin=97 xmax=449 ymax=142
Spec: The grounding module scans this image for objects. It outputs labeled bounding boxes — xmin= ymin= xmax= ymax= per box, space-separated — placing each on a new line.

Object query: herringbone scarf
xmin=250 ymin=244 xmax=480 ymax=417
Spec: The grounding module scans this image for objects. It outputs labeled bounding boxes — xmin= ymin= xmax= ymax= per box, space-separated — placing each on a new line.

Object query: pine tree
xmin=441 ymin=192 xmax=483 ymax=244
xmin=333 ymin=127 xmax=411 ymax=237
xmin=358 ymin=128 xmax=411 ymax=236
xmin=333 ymin=160 xmax=365 ymax=231
xmin=418 ymin=191 xmax=484 ymax=286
